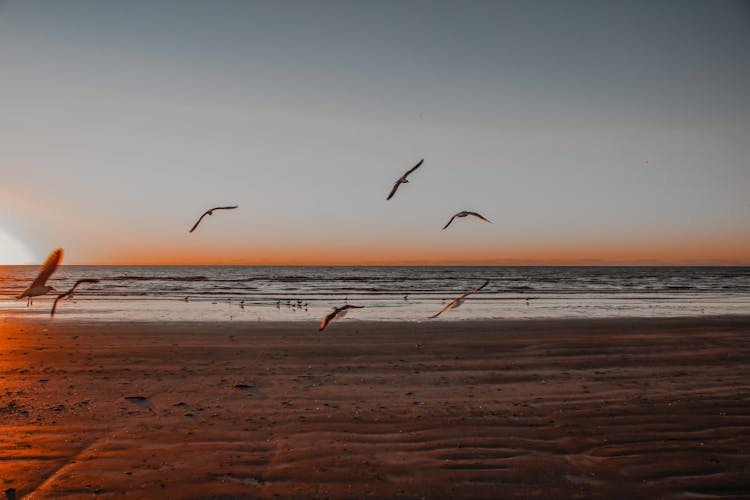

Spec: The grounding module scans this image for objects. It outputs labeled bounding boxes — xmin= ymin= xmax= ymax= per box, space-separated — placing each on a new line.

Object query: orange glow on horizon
xmin=78 ymin=234 xmax=750 ymax=266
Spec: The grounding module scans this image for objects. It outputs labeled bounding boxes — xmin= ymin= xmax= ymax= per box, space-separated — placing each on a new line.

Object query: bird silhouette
xmin=430 ymin=281 xmax=489 ymax=318
xmin=17 ymin=248 xmax=63 ymax=306
xmin=189 ymin=206 xmax=239 ymax=233
xmin=442 ymin=211 xmax=492 ymax=230
xmin=50 ymin=279 xmax=100 ymax=317
xmin=319 ymin=304 xmax=365 ymax=331
xmin=387 ymin=159 xmax=424 ymax=200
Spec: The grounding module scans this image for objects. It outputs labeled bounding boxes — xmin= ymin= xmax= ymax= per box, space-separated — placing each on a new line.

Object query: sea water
xmin=1 ymin=266 xmax=748 ymax=321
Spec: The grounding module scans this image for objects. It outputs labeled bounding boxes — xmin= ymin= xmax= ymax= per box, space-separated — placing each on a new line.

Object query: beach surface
xmin=1 ymin=316 xmax=748 ymax=498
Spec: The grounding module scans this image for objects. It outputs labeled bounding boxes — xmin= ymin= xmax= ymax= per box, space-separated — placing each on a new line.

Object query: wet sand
xmin=1 ymin=316 xmax=749 ymax=498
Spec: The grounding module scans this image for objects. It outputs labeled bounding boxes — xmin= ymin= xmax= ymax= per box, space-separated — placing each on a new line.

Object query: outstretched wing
xmin=50 ymin=295 xmax=64 ymax=317
xmin=430 ymin=283 xmax=487 ymax=319
xmin=429 ymin=296 xmax=461 ymax=319
xmin=403 ymin=158 xmax=424 ymax=178
xmin=320 ymin=305 xmax=364 ymax=330
xmin=471 ymin=281 xmax=490 ymax=294
xmin=466 ymin=212 xmax=492 ymax=224
xmin=386 ymin=180 xmax=403 ymax=200
xmin=31 ymin=248 xmax=63 ymax=288
xmin=189 ymin=211 xmax=211 ymax=233
xmin=387 ymin=160 xmax=423 ymax=200
xmin=190 ymin=206 xmax=238 ymax=232
xmin=442 ymin=213 xmax=459 ymax=230
xmin=50 ymin=278 xmax=100 ymax=317
xmin=342 ymin=305 xmax=365 ymax=311
xmin=319 ymin=309 xmax=338 ymax=331
xmin=68 ymin=278 xmax=100 ymax=295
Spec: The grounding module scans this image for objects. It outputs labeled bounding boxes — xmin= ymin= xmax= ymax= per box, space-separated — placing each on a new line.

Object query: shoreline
xmin=1 ymin=316 xmax=749 ymax=498
xmin=3 ymin=311 xmax=750 ymax=324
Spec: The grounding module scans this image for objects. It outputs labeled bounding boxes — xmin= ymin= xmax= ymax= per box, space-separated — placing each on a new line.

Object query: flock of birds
xmin=16 ymin=159 xmax=493 ymax=330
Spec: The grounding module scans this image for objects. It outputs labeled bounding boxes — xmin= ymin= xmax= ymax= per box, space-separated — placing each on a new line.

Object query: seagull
xmin=442 ymin=211 xmax=492 ymax=230
xmin=429 ymin=281 xmax=489 ymax=319
xmin=189 ymin=205 xmax=239 ymax=233
xmin=387 ymin=159 xmax=424 ymax=200
xmin=50 ymin=279 xmax=100 ymax=317
xmin=17 ymin=248 xmax=63 ymax=306
xmin=319 ymin=304 xmax=365 ymax=331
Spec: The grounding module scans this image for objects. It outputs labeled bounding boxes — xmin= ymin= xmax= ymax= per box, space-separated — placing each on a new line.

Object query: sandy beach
xmin=1 ymin=316 xmax=748 ymax=498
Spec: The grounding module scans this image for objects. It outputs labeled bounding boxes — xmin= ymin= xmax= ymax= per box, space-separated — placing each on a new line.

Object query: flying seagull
xmin=319 ymin=304 xmax=365 ymax=331
xmin=50 ymin=279 xmax=100 ymax=317
xmin=17 ymin=248 xmax=63 ymax=306
xmin=189 ymin=205 xmax=239 ymax=233
xmin=429 ymin=281 xmax=489 ymax=319
xmin=442 ymin=211 xmax=492 ymax=230
xmin=387 ymin=159 xmax=424 ymax=200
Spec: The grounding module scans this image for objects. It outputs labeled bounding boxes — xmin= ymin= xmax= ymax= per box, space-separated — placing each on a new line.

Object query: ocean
xmin=1 ymin=266 xmax=748 ymax=322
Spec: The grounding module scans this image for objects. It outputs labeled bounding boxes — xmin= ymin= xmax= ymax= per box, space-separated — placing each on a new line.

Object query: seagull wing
xmin=319 ymin=308 xmax=339 ymax=331
xmin=430 ymin=283 xmax=485 ymax=318
xmin=387 ymin=160 xmax=423 ymax=200
xmin=50 ymin=295 xmax=64 ymax=317
xmin=429 ymin=296 xmax=461 ymax=319
xmin=342 ymin=305 xmax=365 ymax=311
xmin=386 ymin=179 xmax=403 ymax=200
xmin=190 ymin=206 xmax=238 ymax=232
xmin=442 ymin=214 xmax=459 ymax=230
xmin=31 ymin=248 xmax=63 ymax=288
xmin=403 ymin=158 xmax=424 ymax=178
xmin=466 ymin=212 xmax=492 ymax=223
xmin=189 ymin=211 xmax=211 ymax=233
xmin=68 ymin=278 xmax=100 ymax=295
xmin=50 ymin=279 xmax=100 ymax=317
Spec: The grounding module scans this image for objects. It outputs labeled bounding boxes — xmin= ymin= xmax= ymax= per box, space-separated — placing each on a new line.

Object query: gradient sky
xmin=1 ymin=0 xmax=749 ymax=265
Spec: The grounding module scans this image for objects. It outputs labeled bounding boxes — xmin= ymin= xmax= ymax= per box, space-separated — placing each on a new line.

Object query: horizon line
xmin=3 ymin=262 xmax=749 ymax=267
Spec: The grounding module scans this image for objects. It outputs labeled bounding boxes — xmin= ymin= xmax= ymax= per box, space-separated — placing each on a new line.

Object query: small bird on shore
xmin=430 ymin=281 xmax=489 ymax=319
xmin=17 ymin=248 xmax=63 ymax=306
xmin=319 ymin=304 xmax=364 ymax=331
xmin=50 ymin=279 xmax=100 ymax=317
xmin=189 ymin=205 xmax=238 ymax=233
xmin=387 ymin=159 xmax=424 ymax=200
xmin=442 ymin=211 xmax=492 ymax=230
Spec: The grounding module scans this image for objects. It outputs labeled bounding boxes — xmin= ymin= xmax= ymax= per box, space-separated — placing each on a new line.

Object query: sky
xmin=1 ymin=0 xmax=749 ymax=265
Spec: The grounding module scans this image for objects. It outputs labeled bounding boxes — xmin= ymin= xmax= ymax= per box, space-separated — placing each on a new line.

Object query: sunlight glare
xmin=0 ymin=227 xmax=34 ymax=264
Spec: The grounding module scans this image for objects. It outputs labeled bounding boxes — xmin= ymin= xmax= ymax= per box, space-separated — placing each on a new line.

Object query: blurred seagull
xmin=17 ymin=248 xmax=63 ymax=306
xmin=189 ymin=205 xmax=239 ymax=233
xmin=442 ymin=211 xmax=492 ymax=230
xmin=429 ymin=281 xmax=489 ymax=319
xmin=50 ymin=279 xmax=100 ymax=317
xmin=387 ymin=159 xmax=424 ymax=200
xmin=319 ymin=304 xmax=365 ymax=331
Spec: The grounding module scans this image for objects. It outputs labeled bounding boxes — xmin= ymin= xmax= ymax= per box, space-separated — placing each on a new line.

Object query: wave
xmin=108 ymin=276 xmax=208 ymax=282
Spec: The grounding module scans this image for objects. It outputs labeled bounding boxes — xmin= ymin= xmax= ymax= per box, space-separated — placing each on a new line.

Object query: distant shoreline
xmin=3 ymin=264 xmax=750 ymax=267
